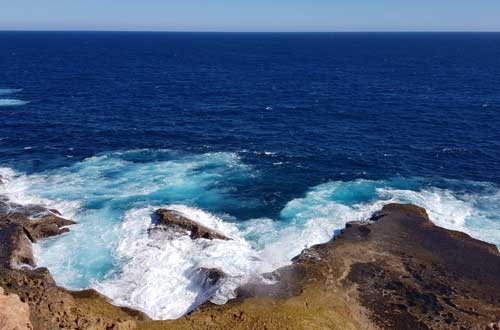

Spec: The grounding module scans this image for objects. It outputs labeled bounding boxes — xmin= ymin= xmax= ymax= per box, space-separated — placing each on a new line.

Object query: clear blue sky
xmin=1 ymin=0 xmax=499 ymax=32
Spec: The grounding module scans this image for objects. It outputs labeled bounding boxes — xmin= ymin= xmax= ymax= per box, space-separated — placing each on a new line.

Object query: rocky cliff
xmin=1 ymin=196 xmax=499 ymax=329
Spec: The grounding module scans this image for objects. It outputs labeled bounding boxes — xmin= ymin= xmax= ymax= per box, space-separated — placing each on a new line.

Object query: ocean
xmin=1 ymin=32 xmax=500 ymax=319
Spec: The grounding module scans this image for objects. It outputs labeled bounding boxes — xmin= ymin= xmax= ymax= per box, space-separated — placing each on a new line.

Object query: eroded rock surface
xmin=0 ymin=267 xmax=147 ymax=330
xmin=0 ymin=286 xmax=33 ymax=330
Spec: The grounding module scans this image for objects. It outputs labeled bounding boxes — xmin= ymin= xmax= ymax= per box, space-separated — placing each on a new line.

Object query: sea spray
xmin=94 ymin=205 xmax=268 ymax=319
xmin=2 ymin=152 xmax=500 ymax=319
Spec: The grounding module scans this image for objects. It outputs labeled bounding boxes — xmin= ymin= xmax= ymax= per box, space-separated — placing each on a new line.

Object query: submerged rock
xmin=189 ymin=268 xmax=231 ymax=307
xmin=153 ymin=209 xmax=230 ymax=241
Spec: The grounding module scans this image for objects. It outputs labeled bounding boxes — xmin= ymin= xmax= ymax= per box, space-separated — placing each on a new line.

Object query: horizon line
xmin=1 ymin=29 xmax=500 ymax=33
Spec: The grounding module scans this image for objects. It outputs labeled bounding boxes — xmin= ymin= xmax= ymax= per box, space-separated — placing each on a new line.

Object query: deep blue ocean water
xmin=1 ymin=32 xmax=500 ymax=319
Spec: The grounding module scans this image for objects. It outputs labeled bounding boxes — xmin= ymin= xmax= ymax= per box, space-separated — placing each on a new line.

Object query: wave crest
xmin=0 ymin=99 xmax=29 ymax=107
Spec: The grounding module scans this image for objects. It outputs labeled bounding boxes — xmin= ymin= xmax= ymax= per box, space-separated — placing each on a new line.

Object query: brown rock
xmin=0 ymin=221 xmax=35 ymax=269
xmin=0 ymin=267 xmax=145 ymax=330
xmin=23 ymin=215 xmax=76 ymax=242
xmin=0 ymin=286 xmax=33 ymax=330
xmin=488 ymin=326 xmax=499 ymax=330
xmin=154 ymin=209 xmax=229 ymax=241
xmin=0 ymin=200 xmax=145 ymax=330
xmin=0 ymin=207 xmax=76 ymax=243
xmin=2 ymin=202 xmax=500 ymax=330
xmin=155 ymin=203 xmax=500 ymax=330
xmin=486 ymin=321 xmax=500 ymax=330
xmin=0 ymin=205 xmax=75 ymax=269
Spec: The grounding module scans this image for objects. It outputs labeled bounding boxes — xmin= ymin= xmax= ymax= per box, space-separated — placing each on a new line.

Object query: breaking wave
xmin=1 ymin=150 xmax=499 ymax=319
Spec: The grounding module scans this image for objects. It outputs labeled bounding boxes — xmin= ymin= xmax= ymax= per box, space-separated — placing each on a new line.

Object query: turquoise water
xmin=1 ymin=149 xmax=499 ymax=319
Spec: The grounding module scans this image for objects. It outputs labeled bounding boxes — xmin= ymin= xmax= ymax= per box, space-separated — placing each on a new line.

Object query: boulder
xmin=153 ymin=209 xmax=229 ymax=241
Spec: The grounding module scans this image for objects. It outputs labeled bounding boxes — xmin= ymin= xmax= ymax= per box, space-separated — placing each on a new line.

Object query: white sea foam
xmin=242 ymin=180 xmax=500 ymax=270
xmin=243 ymin=184 xmax=389 ymax=269
xmin=249 ymin=150 xmax=277 ymax=157
xmin=377 ymin=187 xmax=474 ymax=231
xmin=0 ymin=167 xmax=80 ymax=218
xmin=2 ymin=156 xmax=500 ymax=321
xmin=94 ymin=205 xmax=270 ymax=319
xmin=0 ymin=99 xmax=29 ymax=107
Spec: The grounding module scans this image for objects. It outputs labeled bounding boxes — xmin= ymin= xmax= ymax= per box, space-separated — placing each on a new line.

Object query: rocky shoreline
xmin=1 ymin=185 xmax=500 ymax=329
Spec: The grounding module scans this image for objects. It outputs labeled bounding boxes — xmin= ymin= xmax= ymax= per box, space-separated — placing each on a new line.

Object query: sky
xmin=1 ymin=0 xmax=499 ymax=32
